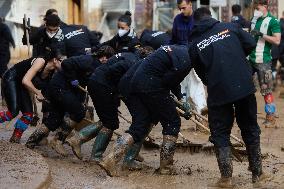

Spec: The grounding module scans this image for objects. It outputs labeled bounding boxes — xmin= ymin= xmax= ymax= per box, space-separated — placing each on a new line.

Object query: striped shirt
xmin=249 ymin=12 xmax=280 ymax=64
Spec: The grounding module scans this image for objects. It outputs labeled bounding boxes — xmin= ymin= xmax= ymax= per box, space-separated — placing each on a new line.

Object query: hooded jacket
xmin=189 ymin=18 xmax=256 ymax=107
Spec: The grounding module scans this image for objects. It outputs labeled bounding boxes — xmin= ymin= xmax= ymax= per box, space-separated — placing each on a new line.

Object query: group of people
xmin=0 ymin=0 xmax=282 ymax=188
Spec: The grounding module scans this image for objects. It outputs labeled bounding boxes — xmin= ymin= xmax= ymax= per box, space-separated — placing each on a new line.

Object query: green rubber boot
xmin=66 ymin=121 xmax=103 ymax=160
xmin=90 ymin=127 xmax=113 ymax=162
xmin=122 ymin=141 xmax=143 ymax=170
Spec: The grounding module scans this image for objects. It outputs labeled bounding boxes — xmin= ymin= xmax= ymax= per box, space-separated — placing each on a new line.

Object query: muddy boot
xmin=158 ymin=135 xmax=178 ymax=175
xmin=99 ymin=133 xmax=134 ymax=177
xmin=263 ymin=114 xmax=277 ymax=128
xmin=25 ymin=124 xmax=50 ymax=149
xmin=90 ymin=127 xmax=113 ymax=163
xmin=9 ymin=128 xmax=24 ymax=143
xmin=122 ymin=141 xmax=143 ymax=171
xmin=66 ymin=121 xmax=103 ymax=160
xmin=208 ymin=146 xmax=234 ymax=188
xmin=57 ymin=121 xmax=74 ymax=142
xmin=246 ymin=144 xmax=271 ymax=187
xmin=49 ymin=132 xmax=69 ymax=157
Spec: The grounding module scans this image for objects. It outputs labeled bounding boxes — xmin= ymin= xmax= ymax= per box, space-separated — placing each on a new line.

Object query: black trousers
xmin=2 ymin=68 xmax=33 ymax=117
xmin=88 ymin=81 xmax=120 ymax=130
xmin=44 ymin=87 xmax=86 ymax=131
xmin=208 ymin=94 xmax=261 ymax=148
xmin=126 ymin=90 xmax=181 ymax=143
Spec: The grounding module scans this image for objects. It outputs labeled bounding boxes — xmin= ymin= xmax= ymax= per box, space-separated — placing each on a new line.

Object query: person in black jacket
xmin=0 ymin=18 xmax=15 ymax=77
xmin=99 ymin=45 xmax=191 ymax=176
xmin=139 ymin=29 xmax=171 ymax=50
xmin=66 ymin=47 xmax=153 ymax=168
xmin=0 ymin=18 xmax=15 ymax=106
xmin=100 ymin=11 xmax=140 ymax=53
xmin=62 ymin=24 xmax=100 ymax=57
xmin=23 ymin=14 xmax=65 ymax=57
xmin=189 ymin=8 xmax=268 ymax=188
xmin=39 ymin=46 xmax=115 ymax=156
xmin=231 ymin=4 xmax=250 ymax=29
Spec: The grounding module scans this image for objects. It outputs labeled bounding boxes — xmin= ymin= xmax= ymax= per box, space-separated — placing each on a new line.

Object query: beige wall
xmin=279 ymin=1 xmax=284 ymax=18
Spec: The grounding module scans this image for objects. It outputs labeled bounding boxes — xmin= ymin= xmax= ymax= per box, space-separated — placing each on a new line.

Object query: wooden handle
xmin=177 ymin=107 xmax=245 ymax=146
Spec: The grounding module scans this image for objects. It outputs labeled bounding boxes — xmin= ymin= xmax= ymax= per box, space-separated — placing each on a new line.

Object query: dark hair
xmin=193 ymin=7 xmax=212 ymax=22
xmin=118 ymin=11 xmax=132 ymax=26
xmin=232 ymin=4 xmax=241 ymax=15
xmin=44 ymin=9 xmax=58 ymax=21
xmin=45 ymin=46 xmax=63 ymax=61
xmin=45 ymin=14 xmax=61 ymax=27
xmin=136 ymin=46 xmax=154 ymax=58
xmin=253 ymin=0 xmax=268 ymax=6
xmin=94 ymin=45 xmax=115 ymax=59
xmin=177 ymin=0 xmax=191 ymax=4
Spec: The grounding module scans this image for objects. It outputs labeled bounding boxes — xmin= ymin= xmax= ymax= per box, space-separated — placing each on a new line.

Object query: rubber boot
xmin=10 ymin=116 xmax=31 ymax=143
xmin=98 ymin=133 xmax=134 ymax=177
xmin=49 ymin=119 xmax=77 ymax=156
xmin=90 ymin=127 xmax=113 ymax=162
xmin=247 ymin=144 xmax=271 ymax=187
xmin=25 ymin=124 xmax=50 ymax=149
xmin=66 ymin=121 xmax=103 ymax=160
xmin=263 ymin=114 xmax=277 ymax=128
xmin=158 ymin=135 xmax=178 ymax=175
xmin=208 ymin=146 xmax=234 ymax=188
xmin=122 ymin=124 xmax=155 ymax=170
xmin=9 ymin=128 xmax=24 ymax=143
xmin=122 ymin=141 xmax=143 ymax=171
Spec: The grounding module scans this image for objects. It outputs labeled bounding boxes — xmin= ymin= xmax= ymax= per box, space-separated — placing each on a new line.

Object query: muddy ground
xmin=0 ymin=91 xmax=284 ymax=189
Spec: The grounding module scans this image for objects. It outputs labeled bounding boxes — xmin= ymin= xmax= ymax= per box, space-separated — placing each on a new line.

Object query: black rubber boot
xmin=25 ymin=124 xmax=50 ymax=149
xmin=209 ymin=146 xmax=234 ymax=188
xmin=246 ymin=144 xmax=271 ymax=187
xmin=158 ymin=135 xmax=178 ymax=175
xmin=98 ymin=133 xmax=134 ymax=177
xmin=90 ymin=127 xmax=113 ymax=162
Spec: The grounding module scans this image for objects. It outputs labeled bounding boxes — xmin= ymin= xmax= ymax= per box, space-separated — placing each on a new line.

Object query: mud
xmin=0 ymin=140 xmax=50 ymax=189
xmin=0 ymin=92 xmax=284 ymax=189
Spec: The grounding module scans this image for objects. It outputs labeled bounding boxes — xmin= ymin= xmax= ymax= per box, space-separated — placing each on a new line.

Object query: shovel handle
xmin=176 ymin=107 xmax=245 ymax=146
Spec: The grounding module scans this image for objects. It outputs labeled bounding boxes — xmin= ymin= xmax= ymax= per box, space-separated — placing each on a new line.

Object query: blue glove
xmin=71 ymin=80 xmax=79 ymax=87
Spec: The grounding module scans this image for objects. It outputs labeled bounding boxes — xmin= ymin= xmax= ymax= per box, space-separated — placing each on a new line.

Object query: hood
xmin=190 ymin=18 xmax=219 ymax=37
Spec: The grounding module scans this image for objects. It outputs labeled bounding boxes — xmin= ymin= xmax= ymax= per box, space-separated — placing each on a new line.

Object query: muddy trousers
xmin=208 ymin=94 xmax=260 ymax=147
xmin=126 ymin=91 xmax=181 ymax=143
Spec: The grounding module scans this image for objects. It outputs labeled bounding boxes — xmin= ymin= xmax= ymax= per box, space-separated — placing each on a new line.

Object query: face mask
xmin=118 ymin=29 xmax=128 ymax=37
xmin=253 ymin=10 xmax=263 ymax=18
xmin=46 ymin=31 xmax=57 ymax=38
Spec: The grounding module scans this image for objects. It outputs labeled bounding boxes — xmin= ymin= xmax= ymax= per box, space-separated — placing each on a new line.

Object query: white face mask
xmin=118 ymin=29 xmax=128 ymax=37
xmin=46 ymin=31 xmax=57 ymax=38
xmin=253 ymin=10 xmax=263 ymax=18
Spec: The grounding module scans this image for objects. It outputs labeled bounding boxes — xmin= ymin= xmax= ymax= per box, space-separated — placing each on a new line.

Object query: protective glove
xmin=71 ymin=80 xmax=79 ymax=87
xmin=181 ymin=101 xmax=191 ymax=112
xmin=251 ymin=29 xmax=263 ymax=37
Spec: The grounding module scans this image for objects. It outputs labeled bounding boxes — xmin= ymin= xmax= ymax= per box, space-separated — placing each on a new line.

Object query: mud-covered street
xmin=0 ymin=91 xmax=283 ymax=189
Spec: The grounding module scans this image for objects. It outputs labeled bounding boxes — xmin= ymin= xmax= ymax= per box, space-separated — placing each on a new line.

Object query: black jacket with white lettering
xmin=140 ymin=29 xmax=171 ymax=50
xmin=189 ymin=18 xmax=256 ymax=107
xmin=62 ymin=25 xmax=100 ymax=57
